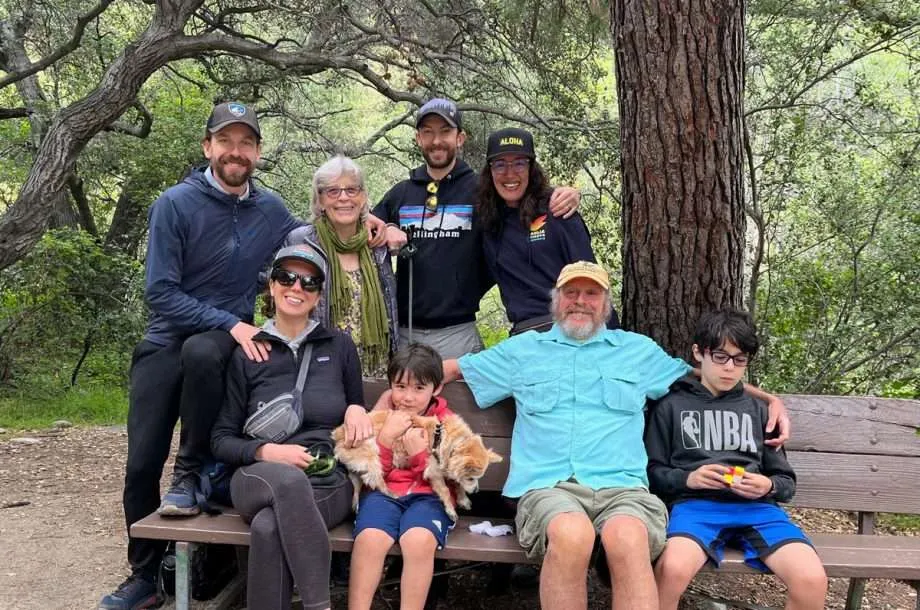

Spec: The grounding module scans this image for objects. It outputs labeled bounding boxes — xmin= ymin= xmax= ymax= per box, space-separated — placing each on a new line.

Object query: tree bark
xmin=612 ymin=0 xmax=747 ymax=358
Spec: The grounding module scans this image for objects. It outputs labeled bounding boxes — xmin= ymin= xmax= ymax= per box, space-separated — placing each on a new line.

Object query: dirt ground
xmin=0 ymin=425 xmax=917 ymax=610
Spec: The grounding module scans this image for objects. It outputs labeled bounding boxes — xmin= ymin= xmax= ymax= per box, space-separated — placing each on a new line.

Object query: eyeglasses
xmin=322 ymin=186 xmax=362 ymax=199
xmin=709 ymin=349 xmax=751 ymax=367
xmin=425 ymin=181 xmax=439 ymax=212
xmin=490 ymin=158 xmax=530 ymax=174
xmin=270 ymin=268 xmax=322 ymax=292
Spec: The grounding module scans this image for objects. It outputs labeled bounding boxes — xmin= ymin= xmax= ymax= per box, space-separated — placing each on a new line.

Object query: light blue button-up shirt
xmin=458 ymin=325 xmax=690 ymax=498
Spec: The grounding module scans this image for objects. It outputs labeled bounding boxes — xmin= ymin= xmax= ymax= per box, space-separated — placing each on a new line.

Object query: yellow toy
xmin=722 ymin=465 xmax=745 ymax=485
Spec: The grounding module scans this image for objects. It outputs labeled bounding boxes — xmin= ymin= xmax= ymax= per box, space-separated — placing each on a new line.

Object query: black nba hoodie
xmin=644 ymin=376 xmax=796 ymax=506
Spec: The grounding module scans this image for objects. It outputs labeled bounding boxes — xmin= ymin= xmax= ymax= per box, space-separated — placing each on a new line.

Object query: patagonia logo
xmin=529 ymin=215 xmax=547 ymax=242
xmin=316 ymin=356 xmax=330 ymax=363
xmin=500 ymin=136 xmax=524 ymax=147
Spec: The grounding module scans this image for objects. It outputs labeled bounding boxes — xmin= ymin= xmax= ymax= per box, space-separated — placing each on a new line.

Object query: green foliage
xmin=745 ymin=0 xmax=919 ymax=396
xmin=0 ymin=229 xmax=144 ymax=392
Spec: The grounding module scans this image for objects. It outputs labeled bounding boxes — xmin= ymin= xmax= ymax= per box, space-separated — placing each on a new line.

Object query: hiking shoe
xmin=157 ymin=473 xmax=200 ymax=517
xmin=98 ymin=574 xmax=159 ymax=609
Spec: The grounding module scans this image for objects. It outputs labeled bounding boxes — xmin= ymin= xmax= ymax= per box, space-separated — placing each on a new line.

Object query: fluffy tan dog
xmin=332 ymin=410 xmax=502 ymax=521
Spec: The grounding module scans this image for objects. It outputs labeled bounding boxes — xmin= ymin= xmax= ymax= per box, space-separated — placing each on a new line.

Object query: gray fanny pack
xmin=243 ymin=345 xmax=313 ymax=442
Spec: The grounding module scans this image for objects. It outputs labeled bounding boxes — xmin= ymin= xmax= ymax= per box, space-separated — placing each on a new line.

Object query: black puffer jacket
xmin=211 ymin=322 xmax=364 ymax=467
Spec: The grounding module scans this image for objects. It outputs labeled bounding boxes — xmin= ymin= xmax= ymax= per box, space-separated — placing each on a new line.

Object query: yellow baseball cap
xmin=555 ymin=261 xmax=610 ymax=290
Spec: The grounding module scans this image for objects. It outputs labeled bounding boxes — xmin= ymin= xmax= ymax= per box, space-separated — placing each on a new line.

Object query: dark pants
xmin=122 ymin=330 xmax=238 ymax=579
xmin=231 ymin=462 xmax=353 ymax=610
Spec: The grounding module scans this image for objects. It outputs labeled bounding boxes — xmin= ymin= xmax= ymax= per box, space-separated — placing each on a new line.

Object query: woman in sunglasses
xmin=284 ymin=155 xmax=398 ymax=377
xmin=476 ymin=127 xmax=620 ymax=336
xmin=211 ymin=243 xmax=373 ymax=610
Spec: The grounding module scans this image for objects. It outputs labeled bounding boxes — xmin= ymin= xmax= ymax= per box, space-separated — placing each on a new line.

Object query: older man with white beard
xmin=442 ymin=261 xmax=789 ymax=610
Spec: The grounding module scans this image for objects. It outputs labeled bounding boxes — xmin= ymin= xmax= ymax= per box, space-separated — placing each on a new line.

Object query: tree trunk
xmin=0 ymin=19 xmax=79 ymax=229
xmin=0 ymin=0 xmax=206 ymax=271
xmin=612 ymin=0 xmax=747 ymax=358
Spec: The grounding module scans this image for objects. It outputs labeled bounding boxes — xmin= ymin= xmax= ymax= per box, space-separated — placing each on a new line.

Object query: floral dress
xmin=338 ymin=268 xmax=388 ymax=378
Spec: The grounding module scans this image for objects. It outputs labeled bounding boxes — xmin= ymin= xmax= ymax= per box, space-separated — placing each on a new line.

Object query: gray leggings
xmin=231 ymin=462 xmax=352 ymax=610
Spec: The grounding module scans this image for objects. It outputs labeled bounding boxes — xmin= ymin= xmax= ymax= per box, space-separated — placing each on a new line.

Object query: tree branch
xmin=0 ymin=0 xmax=116 ymax=90
xmin=0 ymin=107 xmax=28 ymax=120
xmin=105 ymin=101 xmax=153 ymax=138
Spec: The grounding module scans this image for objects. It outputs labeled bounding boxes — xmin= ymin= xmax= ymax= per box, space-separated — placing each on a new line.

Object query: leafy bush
xmin=0 ymin=229 xmax=145 ymax=395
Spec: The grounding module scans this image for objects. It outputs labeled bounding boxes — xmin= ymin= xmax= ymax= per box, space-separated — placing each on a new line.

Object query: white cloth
xmin=469 ymin=520 xmax=513 ymax=537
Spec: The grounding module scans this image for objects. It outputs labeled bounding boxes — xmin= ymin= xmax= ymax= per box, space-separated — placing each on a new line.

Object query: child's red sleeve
xmin=377 ymin=440 xmax=395 ymax=477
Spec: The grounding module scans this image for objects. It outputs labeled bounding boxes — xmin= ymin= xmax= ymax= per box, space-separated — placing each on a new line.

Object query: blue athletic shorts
xmin=667 ymin=499 xmax=813 ymax=572
xmin=354 ymin=491 xmax=455 ymax=549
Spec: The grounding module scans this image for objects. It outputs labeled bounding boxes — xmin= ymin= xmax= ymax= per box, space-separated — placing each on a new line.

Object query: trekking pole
xmin=398 ymin=240 xmax=418 ymax=344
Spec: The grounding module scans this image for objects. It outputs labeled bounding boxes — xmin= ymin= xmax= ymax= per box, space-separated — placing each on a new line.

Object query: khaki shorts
xmin=515 ymin=480 xmax=668 ymax=561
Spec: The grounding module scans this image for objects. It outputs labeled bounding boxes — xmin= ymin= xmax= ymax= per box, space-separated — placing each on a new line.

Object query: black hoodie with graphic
xmin=644 ymin=375 xmax=796 ymax=506
xmin=372 ymin=160 xmax=494 ymax=329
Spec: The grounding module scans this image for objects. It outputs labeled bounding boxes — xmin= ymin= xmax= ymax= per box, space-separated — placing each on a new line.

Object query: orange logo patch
xmin=530 ymin=215 xmax=547 ymax=232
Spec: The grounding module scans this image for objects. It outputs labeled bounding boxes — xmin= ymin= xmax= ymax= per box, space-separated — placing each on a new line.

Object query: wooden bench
xmin=132 ymin=380 xmax=920 ymax=610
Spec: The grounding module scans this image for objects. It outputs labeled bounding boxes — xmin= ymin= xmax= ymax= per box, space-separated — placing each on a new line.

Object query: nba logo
xmin=681 ymin=411 xmax=701 ymax=449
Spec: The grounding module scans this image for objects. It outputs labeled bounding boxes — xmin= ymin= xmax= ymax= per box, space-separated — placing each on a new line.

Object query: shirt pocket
xmin=602 ymin=370 xmax=644 ymax=413
xmin=515 ymin=369 xmax=560 ymax=414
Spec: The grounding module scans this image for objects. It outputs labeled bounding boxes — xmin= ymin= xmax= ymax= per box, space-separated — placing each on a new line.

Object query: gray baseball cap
xmin=206 ymin=102 xmax=261 ymax=139
xmin=272 ymin=243 xmax=327 ymax=282
xmin=416 ymin=98 xmax=462 ymax=130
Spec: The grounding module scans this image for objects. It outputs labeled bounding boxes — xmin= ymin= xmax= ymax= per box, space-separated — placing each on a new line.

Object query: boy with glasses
xmin=644 ymin=309 xmax=827 ymax=610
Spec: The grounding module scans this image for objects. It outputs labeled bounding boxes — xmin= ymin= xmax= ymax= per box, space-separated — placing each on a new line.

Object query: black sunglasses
xmin=270 ymin=268 xmax=322 ymax=292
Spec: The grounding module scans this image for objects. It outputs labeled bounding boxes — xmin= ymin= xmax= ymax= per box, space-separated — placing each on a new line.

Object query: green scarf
xmin=314 ymin=217 xmax=389 ymax=371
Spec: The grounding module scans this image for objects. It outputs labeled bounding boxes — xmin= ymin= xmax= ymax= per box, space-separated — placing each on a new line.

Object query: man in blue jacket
xmin=99 ymin=102 xmax=304 ymax=610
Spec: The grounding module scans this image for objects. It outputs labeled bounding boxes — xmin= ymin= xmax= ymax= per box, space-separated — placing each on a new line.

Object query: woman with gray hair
xmin=286 ymin=155 xmax=397 ymax=377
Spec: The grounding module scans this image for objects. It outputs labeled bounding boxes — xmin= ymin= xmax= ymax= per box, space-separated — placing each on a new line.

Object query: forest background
xmin=0 ymin=0 xmax=917 ymax=430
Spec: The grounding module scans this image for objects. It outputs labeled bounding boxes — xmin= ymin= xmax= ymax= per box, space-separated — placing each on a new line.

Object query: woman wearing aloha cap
xmin=284 ymin=155 xmax=398 ymax=377
xmin=476 ymin=127 xmax=619 ymax=335
xmin=211 ymin=243 xmax=373 ymax=610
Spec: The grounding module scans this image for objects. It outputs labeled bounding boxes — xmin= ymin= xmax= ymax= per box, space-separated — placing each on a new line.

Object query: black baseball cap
xmin=416 ymin=98 xmax=462 ymax=130
xmin=486 ymin=127 xmax=535 ymax=161
xmin=206 ymin=102 xmax=261 ymax=139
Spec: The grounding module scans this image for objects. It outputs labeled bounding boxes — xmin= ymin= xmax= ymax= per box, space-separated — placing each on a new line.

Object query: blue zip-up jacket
xmin=143 ymin=167 xmax=302 ymax=345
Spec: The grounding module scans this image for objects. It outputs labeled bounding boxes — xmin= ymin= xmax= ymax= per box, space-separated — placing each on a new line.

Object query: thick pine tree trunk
xmin=612 ymin=0 xmax=746 ymax=358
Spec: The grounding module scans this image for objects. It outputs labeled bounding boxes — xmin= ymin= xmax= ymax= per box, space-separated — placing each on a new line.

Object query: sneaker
xmin=157 ymin=473 xmax=200 ymax=517
xmin=98 ymin=575 xmax=159 ymax=609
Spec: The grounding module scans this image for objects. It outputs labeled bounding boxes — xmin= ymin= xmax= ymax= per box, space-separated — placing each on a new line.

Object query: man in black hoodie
xmin=373 ymin=98 xmax=581 ymax=359
xmin=645 ymin=310 xmax=827 ymax=610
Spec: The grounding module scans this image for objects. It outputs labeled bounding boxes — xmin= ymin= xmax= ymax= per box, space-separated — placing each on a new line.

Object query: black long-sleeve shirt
xmin=211 ymin=323 xmax=364 ymax=466
xmin=644 ymin=376 xmax=796 ymax=506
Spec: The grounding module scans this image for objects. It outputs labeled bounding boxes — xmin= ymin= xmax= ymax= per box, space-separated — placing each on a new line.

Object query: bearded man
xmin=100 ymin=102 xmax=304 ymax=609
xmin=442 ymin=261 xmax=790 ymax=610
xmin=372 ymin=98 xmax=581 ymax=359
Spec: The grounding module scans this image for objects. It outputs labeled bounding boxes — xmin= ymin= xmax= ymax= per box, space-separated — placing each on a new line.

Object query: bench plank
xmin=132 ymin=514 xmax=920 ymax=580
xmin=787 ymin=452 xmax=920 ymax=513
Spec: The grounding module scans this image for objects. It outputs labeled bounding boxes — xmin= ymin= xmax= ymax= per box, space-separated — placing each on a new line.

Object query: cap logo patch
xmin=500 ymin=136 xmax=524 ymax=146
xmin=228 ymin=103 xmax=246 ymax=117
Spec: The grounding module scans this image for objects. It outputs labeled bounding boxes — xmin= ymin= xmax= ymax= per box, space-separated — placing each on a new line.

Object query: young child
xmin=645 ymin=310 xmax=827 ymax=610
xmin=348 ymin=343 xmax=456 ymax=610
